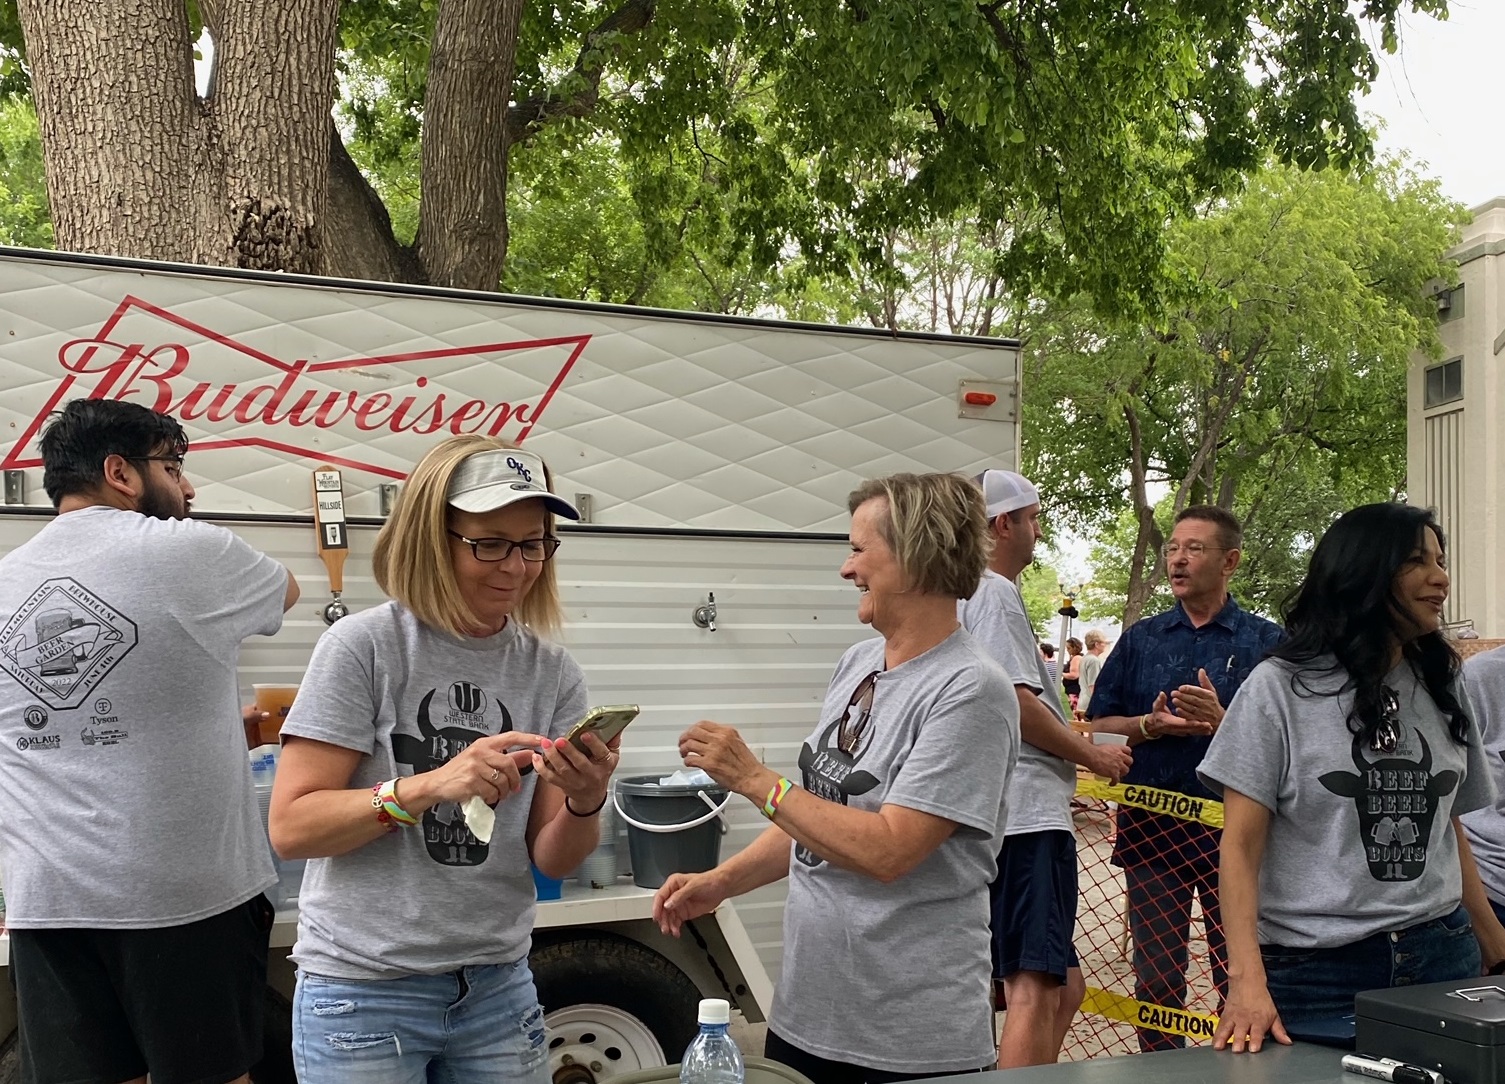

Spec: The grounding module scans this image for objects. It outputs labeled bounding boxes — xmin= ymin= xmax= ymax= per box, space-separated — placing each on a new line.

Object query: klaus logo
xmin=1 ymin=293 xmax=590 ymax=479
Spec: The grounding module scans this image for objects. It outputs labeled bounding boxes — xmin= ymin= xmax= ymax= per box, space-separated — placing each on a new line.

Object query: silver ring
xmin=489 ymin=768 xmax=500 ymax=782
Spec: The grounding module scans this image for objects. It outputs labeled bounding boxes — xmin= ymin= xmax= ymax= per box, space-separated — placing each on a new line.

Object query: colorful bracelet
xmin=375 ymin=778 xmax=418 ymax=828
xmin=761 ymin=776 xmax=795 ymax=820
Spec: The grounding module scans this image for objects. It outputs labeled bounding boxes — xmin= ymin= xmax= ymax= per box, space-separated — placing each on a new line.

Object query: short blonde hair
xmin=847 ymin=473 xmax=991 ymax=599
xmin=373 ymin=435 xmax=564 ymax=637
xmin=1084 ymin=630 xmax=1107 ymax=648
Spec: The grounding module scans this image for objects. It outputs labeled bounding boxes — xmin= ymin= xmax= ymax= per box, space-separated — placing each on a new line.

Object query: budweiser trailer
xmin=0 ymin=247 xmax=1021 ymax=1082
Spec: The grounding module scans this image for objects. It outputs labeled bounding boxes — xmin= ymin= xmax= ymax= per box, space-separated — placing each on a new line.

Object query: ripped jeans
xmin=293 ymin=957 xmax=549 ymax=1084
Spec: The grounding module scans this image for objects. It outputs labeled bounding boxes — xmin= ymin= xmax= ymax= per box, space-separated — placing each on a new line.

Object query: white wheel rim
xmin=546 ymin=1003 xmax=666 ymax=1083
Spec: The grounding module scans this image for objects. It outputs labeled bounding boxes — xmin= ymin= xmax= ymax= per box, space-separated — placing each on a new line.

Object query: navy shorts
xmin=990 ymin=829 xmax=1079 ymax=983
xmin=10 ymin=893 xmax=274 ymax=1084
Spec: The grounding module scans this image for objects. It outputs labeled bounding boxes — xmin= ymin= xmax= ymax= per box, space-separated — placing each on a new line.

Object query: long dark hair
xmin=1270 ymin=503 xmax=1467 ymax=746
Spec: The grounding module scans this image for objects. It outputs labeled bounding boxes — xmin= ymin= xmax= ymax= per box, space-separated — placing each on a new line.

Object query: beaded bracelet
xmin=372 ymin=778 xmax=418 ymax=830
xmin=761 ymin=776 xmax=795 ymax=820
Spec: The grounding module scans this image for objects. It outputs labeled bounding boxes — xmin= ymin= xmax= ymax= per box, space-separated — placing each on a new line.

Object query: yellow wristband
xmin=1139 ymin=714 xmax=1155 ymax=740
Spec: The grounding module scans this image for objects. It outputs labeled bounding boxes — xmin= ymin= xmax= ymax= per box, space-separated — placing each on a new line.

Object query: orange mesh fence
xmin=1062 ymin=773 xmax=1226 ymax=1060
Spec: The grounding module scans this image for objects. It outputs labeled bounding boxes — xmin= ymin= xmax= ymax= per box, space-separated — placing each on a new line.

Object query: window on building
xmin=1436 ymin=285 xmax=1464 ymax=323
xmin=1425 ymin=358 xmax=1463 ymax=408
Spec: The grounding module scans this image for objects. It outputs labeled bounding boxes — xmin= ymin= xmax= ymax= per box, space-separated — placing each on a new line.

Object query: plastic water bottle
xmin=679 ymin=999 xmax=743 ymax=1084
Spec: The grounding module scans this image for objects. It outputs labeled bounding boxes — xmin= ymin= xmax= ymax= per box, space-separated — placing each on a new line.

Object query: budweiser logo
xmin=2 ymin=293 xmax=589 ymax=481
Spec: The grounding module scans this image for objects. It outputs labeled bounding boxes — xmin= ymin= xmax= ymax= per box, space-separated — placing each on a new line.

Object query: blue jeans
xmin=293 ymin=958 xmax=549 ymax=1084
xmin=1262 ymin=905 xmax=1481 ymax=1025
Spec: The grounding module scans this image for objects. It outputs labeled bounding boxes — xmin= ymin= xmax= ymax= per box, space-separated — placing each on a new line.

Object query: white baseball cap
xmin=447 ymin=449 xmax=581 ymax=520
xmin=975 ymin=469 xmax=1040 ymax=518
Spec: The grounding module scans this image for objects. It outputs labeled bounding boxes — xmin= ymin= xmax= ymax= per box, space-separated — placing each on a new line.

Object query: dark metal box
xmin=1356 ymin=980 xmax=1505 ymax=1084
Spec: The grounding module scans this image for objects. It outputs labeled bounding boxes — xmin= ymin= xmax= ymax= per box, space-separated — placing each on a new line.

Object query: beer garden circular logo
xmin=23 ymin=704 xmax=48 ymax=731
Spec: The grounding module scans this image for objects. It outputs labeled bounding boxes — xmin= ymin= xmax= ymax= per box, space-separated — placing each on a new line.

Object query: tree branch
xmin=504 ymin=0 xmax=657 ymax=148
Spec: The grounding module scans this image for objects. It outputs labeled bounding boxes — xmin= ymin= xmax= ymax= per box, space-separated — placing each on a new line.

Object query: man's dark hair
xmin=1173 ymin=504 xmax=1243 ymax=551
xmin=39 ymin=399 xmax=189 ymax=508
xmin=1040 ymin=643 xmax=1056 ymax=658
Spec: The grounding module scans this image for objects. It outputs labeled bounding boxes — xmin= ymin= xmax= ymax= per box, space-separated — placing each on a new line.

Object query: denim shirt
xmin=1089 ymin=596 xmax=1283 ymax=869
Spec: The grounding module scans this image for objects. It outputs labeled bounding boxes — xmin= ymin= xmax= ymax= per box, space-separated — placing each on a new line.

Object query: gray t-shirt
xmin=1078 ymin=652 xmax=1104 ymax=713
xmin=1199 ymin=656 xmax=1492 ymax=947
xmin=771 ymin=629 xmax=1016 ymax=1074
xmin=959 ymin=570 xmax=1074 ymax=835
xmin=0 ymin=506 xmax=287 ymax=927
xmin=283 ymin=601 xmax=588 ymax=979
xmin=1461 ymin=646 xmax=1505 ymax=906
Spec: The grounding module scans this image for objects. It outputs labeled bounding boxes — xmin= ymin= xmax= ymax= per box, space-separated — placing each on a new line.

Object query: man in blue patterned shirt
xmin=1087 ymin=506 xmax=1282 ymax=1051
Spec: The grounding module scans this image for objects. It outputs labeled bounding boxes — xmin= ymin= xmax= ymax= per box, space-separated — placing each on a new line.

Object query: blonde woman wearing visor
xmin=269 ymin=435 xmax=617 ymax=1084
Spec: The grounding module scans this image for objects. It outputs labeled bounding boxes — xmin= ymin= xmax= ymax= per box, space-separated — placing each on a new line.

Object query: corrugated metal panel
xmin=0 ymin=513 xmax=867 ymax=984
xmin=1424 ymin=408 xmax=1465 ymax=625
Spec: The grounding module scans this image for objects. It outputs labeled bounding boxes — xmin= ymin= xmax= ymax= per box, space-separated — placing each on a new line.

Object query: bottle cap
xmin=697 ymin=998 xmax=730 ymax=1025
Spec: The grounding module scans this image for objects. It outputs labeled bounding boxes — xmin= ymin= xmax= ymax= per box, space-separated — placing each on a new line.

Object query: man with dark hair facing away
xmin=1087 ymin=505 xmax=1282 ymax=1051
xmin=0 ymin=399 xmax=300 ymax=1084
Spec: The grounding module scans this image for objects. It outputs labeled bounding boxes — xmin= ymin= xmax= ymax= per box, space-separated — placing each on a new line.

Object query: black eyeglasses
xmin=447 ymin=530 xmax=561 ymax=563
xmin=125 ymin=455 xmax=185 ymax=481
xmin=837 ymin=670 xmax=880 ymax=755
xmin=1372 ymin=685 xmax=1402 ymax=754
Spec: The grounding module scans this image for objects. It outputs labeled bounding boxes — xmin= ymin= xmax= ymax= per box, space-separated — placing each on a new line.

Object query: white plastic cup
xmin=1091 ymin=731 xmax=1129 ymax=781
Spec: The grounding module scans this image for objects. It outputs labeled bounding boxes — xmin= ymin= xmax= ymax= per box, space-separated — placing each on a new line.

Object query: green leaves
xmin=1021 ymin=155 xmax=1464 ymax=621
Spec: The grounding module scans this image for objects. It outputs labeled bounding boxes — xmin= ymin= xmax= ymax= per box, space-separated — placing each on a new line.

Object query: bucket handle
xmin=612 ymin=786 xmax=732 ymax=834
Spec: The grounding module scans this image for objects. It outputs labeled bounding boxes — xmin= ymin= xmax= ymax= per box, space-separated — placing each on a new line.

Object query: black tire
xmin=532 ymin=932 xmax=702 ymax=1067
xmin=250 ymin=983 xmax=296 ymax=1084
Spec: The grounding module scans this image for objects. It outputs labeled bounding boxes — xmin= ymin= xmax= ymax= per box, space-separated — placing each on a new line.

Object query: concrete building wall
xmin=1408 ymin=198 xmax=1505 ymax=636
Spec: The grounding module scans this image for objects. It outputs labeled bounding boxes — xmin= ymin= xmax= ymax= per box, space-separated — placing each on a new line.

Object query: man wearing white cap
xmin=960 ymin=469 xmax=1132 ymax=1068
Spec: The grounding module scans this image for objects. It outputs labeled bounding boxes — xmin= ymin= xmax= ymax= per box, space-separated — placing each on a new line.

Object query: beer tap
xmin=313 ymin=466 xmax=350 ymax=624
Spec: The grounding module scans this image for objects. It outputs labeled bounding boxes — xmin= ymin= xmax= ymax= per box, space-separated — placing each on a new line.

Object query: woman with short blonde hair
xmin=653 ymin=471 xmax=1018 ymax=1080
xmin=270 ymin=436 xmax=615 ymax=1083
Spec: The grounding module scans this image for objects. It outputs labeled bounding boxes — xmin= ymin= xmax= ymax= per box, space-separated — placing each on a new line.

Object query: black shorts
xmin=989 ymin=829 xmax=1079 ymax=983
xmin=10 ymin=893 xmax=275 ymax=1084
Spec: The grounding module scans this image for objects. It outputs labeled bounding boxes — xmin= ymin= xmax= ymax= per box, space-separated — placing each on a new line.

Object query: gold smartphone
xmin=564 ymin=704 xmax=640 ymax=745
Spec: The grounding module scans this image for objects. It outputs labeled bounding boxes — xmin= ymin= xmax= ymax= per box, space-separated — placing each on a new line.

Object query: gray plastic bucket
xmin=612 ymin=775 xmax=731 ymax=889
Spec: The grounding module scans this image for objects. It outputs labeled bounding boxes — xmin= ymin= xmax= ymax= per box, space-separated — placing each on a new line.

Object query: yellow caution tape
xmin=1081 ymin=987 xmax=1219 ymax=1041
xmin=1075 ymin=776 xmax=1224 ymax=829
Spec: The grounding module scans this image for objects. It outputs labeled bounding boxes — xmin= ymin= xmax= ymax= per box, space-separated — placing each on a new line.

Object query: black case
xmin=1356 ymin=980 xmax=1505 ymax=1084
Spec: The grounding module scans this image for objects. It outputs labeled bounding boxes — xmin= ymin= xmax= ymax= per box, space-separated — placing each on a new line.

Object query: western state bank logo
xmin=1 ymin=293 xmax=591 ymax=479
xmin=0 ymin=578 xmax=138 ymax=710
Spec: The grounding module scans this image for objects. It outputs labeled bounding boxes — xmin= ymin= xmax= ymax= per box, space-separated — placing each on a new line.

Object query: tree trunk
xmin=17 ymin=0 xmax=213 ymax=262
xmin=1121 ymin=398 xmax=1165 ymax=626
xmin=417 ymin=0 xmax=525 ymax=290
xmin=17 ymin=0 xmax=342 ymax=275
xmin=214 ymin=0 xmax=341 ymax=273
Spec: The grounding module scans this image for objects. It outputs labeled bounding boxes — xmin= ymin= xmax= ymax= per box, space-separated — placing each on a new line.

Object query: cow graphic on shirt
xmin=391 ymin=683 xmax=511 ymax=866
xmin=1319 ymin=728 xmax=1457 ymax=882
xmin=795 ymin=673 xmax=882 ymax=867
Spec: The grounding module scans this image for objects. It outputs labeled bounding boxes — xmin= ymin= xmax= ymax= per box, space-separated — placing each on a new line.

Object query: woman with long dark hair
xmin=1202 ymin=503 xmax=1505 ymax=1052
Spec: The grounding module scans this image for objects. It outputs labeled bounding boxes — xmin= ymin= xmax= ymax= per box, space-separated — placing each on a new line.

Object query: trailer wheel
xmin=532 ymin=933 xmax=702 ymax=1084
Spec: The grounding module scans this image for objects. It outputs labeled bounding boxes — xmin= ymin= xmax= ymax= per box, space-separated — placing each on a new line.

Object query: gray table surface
xmin=942 ymin=1044 xmax=1360 ymax=1083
